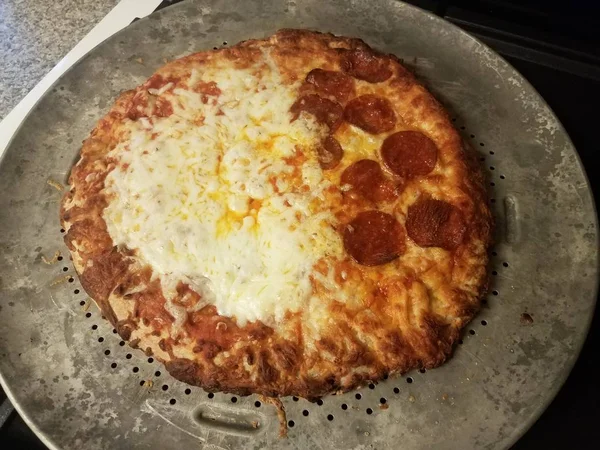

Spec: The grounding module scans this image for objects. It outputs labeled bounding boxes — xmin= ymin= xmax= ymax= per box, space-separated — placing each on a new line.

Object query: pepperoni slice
xmin=344 ymin=95 xmax=396 ymax=134
xmin=340 ymin=159 xmax=397 ymax=203
xmin=290 ymin=94 xmax=343 ymax=131
xmin=381 ymin=131 xmax=438 ymax=178
xmin=406 ymin=199 xmax=466 ymax=250
xmin=343 ymin=211 xmax=405 ymax=266
xmin=317 ymin=136 xmax=344 ymax=170
xmin=342 ymin=48 xmax=393 ymax=83
xmin=305 ymin=69 xmax=355 ymax=103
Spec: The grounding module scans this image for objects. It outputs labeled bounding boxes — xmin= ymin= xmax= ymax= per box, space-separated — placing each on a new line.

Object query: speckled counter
xmin=0 ymin=0 xmax=119 ymax=120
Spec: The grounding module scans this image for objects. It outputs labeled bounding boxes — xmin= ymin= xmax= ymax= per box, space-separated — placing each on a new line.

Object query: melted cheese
xmin=103 ymin=51 xmax=343 ymax=327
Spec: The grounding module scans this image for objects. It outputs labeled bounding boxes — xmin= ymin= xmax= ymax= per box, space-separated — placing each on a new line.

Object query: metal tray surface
xmin=0 ymin=1 xmax=597 ymax=449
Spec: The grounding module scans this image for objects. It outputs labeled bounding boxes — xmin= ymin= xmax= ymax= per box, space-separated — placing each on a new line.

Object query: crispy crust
xmin=61 ymin=29 xmax=492 ymax=399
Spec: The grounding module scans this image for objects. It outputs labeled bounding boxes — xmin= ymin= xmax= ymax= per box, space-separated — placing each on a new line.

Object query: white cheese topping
xmin=103 ymin=51 xmax=343 ymax=327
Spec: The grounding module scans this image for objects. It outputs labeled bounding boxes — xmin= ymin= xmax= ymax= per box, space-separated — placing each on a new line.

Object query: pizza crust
xmin=61 ymin=29 xmax=492 ymax=399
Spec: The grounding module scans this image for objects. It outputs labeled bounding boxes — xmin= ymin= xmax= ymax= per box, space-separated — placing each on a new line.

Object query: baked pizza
xmin=61 ymin=29 xmax=492 ymax=399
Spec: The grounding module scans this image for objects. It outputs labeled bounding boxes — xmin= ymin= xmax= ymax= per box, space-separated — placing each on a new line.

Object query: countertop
xmin=0 ymin=0 xmax=119 ymax=120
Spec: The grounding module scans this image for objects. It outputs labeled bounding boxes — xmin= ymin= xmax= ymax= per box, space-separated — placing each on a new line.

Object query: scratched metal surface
xmin=0 ymin=0 xmax=597 ymax=449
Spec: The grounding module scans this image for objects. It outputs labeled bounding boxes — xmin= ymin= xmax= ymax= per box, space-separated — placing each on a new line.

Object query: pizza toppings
xmin=126 ymin=91 xmax=174 ymax=121
xmin=340 ymin=159 xmax=397 ymax=202
xmin=290 ymin=94 xmax=343 ymax=131
xmin=343 ymin=210 xmax=405 ymax=266
xmin=381 ymin=131 xmax=438 ymax=178
xmin=146 ymin=73 xmax=179 ymax=91
xmin=406 ymin=199 xmax=466 ymax=250
xmin=193 ymin=80 xmax=222 ymax=103
xmin=344 ymin=94 xmax=396 ymax=134
xmin=317 ymin=135 xmax=344 ymax=169
xmin=342 ymin=48 xmax=393 ymax=83
xmin=304 ymin=68 xmax=355 ymax=103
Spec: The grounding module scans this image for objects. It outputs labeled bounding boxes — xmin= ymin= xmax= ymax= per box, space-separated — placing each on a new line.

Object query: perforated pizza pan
xmin=0 ymin=0 xmax=598 ymax=449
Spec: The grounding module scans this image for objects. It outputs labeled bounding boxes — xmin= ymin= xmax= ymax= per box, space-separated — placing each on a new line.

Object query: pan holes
xmin=451 ymin=117 xmax=457 ymax=122
xmin=162 ymin=384 xmax=169 ymax=391
xmin=139 ymin=380 xmax=145 ymax=386
xmin=492 ymin=270 xmax=498 ymax=276
xmin=155 ymin=370 xmax=161 ymax=377
xmin=460 ymin=126 xmax=465 ymax=130
xmin=491 ymin=199 xmax=496 ymax=203
xmin=479 ymin=157 xmax=485 ymax=162
xmin=492 ymin=290 xmax=499 ymax=296
xmin=231 ymin=396 xmax=238 ymax=403
xmin=170 ymin=398 xmax=176 ymax=405
xmin=458 ymin=339 xmax=464 ymax=345
xmin=366 ymin=408 xmax=373 ymax=415
xmin=112 ymin=329 xmax=117 ymax=334
xmin=490 ymin=182 xmax=495 ymax=186
xmin=213 ymin=46 xmax=218 ymax=50
xmin=383 ymin=374 xmax=389 ymax=380
xmin=292 ymin=396 xmax=299 ymax=402
xmin=104 ymin=350 xmax=110 ymax=356
xmin=489 ymin=150 xmax=495 ymax=155
xmin=492 ymin=251 xmax=497 ymax=256
xmin=500 ymin=175 xmax=505 ymax=179
xmin=469 ymin=329 xmax=476 ymax=335
xmin=91 ymin=324 xmax=98 ymax=330
xmin=503 ymin=262 xmax=509 ymax=267
xmin=133 ymin=367 xmax=139 ymax=373
xmin=368 ymin=383 xmax=375 ymax=390
xmin=303 ymin=409 xmax=310 ymax=416
xmin=341 ymin=404 xmax=348 ymax=411
xmin=481 ymin=320 xmax=488 ymax=326
xmin=111 ymin=362 xmax=117 ymax=369
xmin=85 ymin=312 xmax=92 ymax=318
xmin=254 ymin=401 xmax=261 ymax=407
xmin=119 ymin=341 xmax=125 ymax=346
xmin=393 ymin=387 xmax=400 ymax=394
xmin=207 ymin=392 xmax=214 ymax=399
xmin=126 ymin=353 xmax=132 ymax=359
xmin=470 ymin=134 xmax=475 ymax=138
xmin=60 ymin=228 xmax=65 ymax=233
xmin=98 ymin=337 xmax=104 ymax=343
xmin=62 ymin=267 xmax=68 ymax=272
xmin=489 ymin=166 xmax=495 ymax=171
xmin=147 ymin=357 xmax=154 ymax=363
xmin=406 ymin=377 xmax=413 ymax=384
xmin=355 ymin=393 xmax=362 ymax=400
xmin=327 ymin=414 xmax=334 ymax=421
xmin=419 ymin=368 xmax=426 ymax=374
xmin=185 ymin=389 xmax=192 ymax=395
xmin=316 ymin=399 xmax=324 ymax=406
xmin=80 ymin=300 xmax=86 ymax=306
xmin=68 ymin=277 xmax=74 ymax=283
xmin=223 ymin=41 xmax=228 ymax=46
xmin=380 ymin=397 xmax=387 ymax=404
xmin=482 ymin=299 xmax=488 ymax=305
xmin=288 ymin=420 xmax=295 ymax=427
xmin=74 ymin=289 xmax=80 ymax=294
xmin=57 ymin=256 xmax=63 ymax=261
xmin=479 ymin=142 xmax=485 ymax=147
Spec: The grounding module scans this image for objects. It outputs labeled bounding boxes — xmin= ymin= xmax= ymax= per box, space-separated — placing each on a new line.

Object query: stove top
xmin=2 ymin=1 xmax=598 ymax=448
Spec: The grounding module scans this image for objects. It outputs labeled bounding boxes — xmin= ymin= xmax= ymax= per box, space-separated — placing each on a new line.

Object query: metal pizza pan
xmin=0 ymin=1 xmax=597 ymax=449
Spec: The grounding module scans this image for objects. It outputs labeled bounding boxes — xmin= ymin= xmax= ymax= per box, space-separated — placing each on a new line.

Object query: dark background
xmin=1 ymin=0 xmax=599 ymax=448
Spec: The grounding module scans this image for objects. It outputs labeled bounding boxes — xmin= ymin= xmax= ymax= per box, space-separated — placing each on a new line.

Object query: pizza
xmin=60 ymin=29 xmax=492 ymax=399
